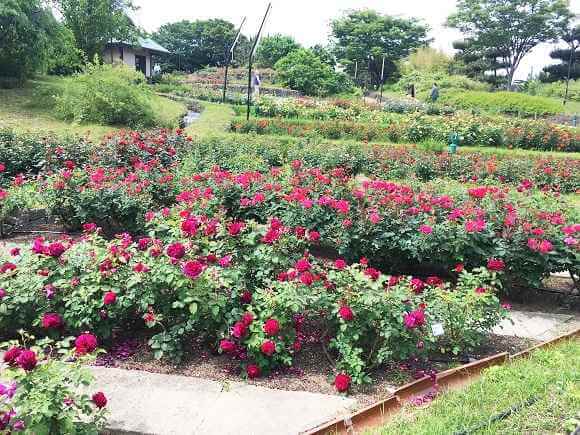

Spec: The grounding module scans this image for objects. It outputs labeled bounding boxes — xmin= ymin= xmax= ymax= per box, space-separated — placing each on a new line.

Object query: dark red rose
xmin=92 ymin=392 xmax=107 ymax=409
xmin=3 ymin=347 xmax=22 ymax=366
xmin=338 ymin=306 xmax=354 ymax=321
xmin=103 ymin=291 xmax=117 ymax=305
xmin=334 ymin=373 xmax=351 ymax=392
xmin=41 ymin=312 xmax=63 ymax=329
xmin=232 ymin=321 xmax=247 ymax=339
xmin=16 ymin=350 xmax=37 ymax=371
xmin=334 ymin=259 xmax=347 ymax=269
xmin=166 ymin=243 xmax=186 ymax=259
xmin=295 ymin=258 xmax=311 ymax=272
xmin=75 ymin=333 xmax=98 ymax=355
xmin=240 ymin=291 xmax=252 ymax=304
xmin=219 ymin=339 xmax=235 ymax=353
xmin=260 ymin=340 xmax=276 ymax=356
xmin=241 ymin=312 xmax=254 ymax=326
xmin=263 ymin=318 xmax=280 ymax=336
xmin=182 ymin=261 xmax=204 ymax=279
xmin=246 ymin=364 xmax=261 ymax=379
xmin=47 ymin=242 xmax=66 ymax=258
xmin=487 ymin=258 xmax=505 ymax=271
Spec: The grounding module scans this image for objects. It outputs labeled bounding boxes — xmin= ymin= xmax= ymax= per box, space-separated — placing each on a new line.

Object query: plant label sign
xmin=431 ymin=322 xmax=445 ymax=337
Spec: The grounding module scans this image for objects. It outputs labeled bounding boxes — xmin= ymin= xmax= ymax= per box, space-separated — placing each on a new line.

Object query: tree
xmin=542 ymin=24 xmax=580 ymax=82
xmin=0 ymin=0 xmax=54 ymax=83
xmin=274 ymin=48 xmax=353 ymax=96
xmin=451 ymin=39 xmax=509 ymax=86
xmin=53 ymin=0 xmax=139 ymax=61
xmin=256 ymin=34 xmax=301 ymax=68
xmin=153 ymin=19 xmax=249 ymax=72
xmin=310 ymin=44 xmax=337 ymax=68
xmin=330 ymin=10 xmax=429 ymax=87
xmin=447 ymin=0 xmax=572 ymax=87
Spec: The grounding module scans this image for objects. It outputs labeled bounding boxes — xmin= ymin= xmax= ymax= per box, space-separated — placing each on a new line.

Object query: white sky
xmin=133 ymin=0 xmax=580 ymax=80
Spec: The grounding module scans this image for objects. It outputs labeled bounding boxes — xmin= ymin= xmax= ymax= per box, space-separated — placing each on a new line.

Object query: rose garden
xmin=1 ymin=1 xmax=580 ymax=434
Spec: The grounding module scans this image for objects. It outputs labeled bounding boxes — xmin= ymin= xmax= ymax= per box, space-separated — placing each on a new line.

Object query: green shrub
xmin=275 ymin=49 xmax=353 ymax=96
xmin=441 ymin=90 xmax=563 ymax=117
xmin=393 ymin=70 xmax=490 ymax=97
xmin=525 ymin=79 xmax=580 ymax=102
xmin=55 ymin=63 xmax=157 ymax=127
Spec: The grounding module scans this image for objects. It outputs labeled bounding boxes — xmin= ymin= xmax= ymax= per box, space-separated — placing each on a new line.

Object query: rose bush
xmin=0 ymin=333 xmax=107 ymax=434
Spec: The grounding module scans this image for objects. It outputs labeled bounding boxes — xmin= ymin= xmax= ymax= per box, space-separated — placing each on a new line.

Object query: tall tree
xmin=153 ymin=19 xmax=249 ymax=72
xmin=256 ymin=34 xmax=301 ymax=68
xmin=542 ymin=24 xmax=580 ymax=82
xmin=447 ymin=0 xmax=572 ymax=87
xmin=0 ymin=0 xmax=54 ymax=82
xmin=330 ymin=10 xmax=429 ymax=87
xmin=53 ymin=0 xmax=138 ymax=61
xmin=451 ymin=39 xmax=509 ymax=86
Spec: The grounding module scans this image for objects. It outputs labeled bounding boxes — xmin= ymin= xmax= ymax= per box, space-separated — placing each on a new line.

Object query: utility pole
xmin=379 ymin=56 xmax=385 ymax=104
xmin=246 ymin=3 xmax=272 ymax=121
xmin=222 ymin=17 xmax=247 ymax=104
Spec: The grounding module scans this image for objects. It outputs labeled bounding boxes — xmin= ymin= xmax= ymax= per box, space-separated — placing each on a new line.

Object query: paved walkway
xmin=92 ymin=367 xmax=355 ymax=435
xmin=493 ymin=309 xmax=580 ymax=341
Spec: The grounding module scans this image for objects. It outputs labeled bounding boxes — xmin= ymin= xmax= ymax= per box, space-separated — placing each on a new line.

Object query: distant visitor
xmin=252 ymin=71 xmax=262 ymax=98
xmin=430 ymin=83 xmax=439 ymax=102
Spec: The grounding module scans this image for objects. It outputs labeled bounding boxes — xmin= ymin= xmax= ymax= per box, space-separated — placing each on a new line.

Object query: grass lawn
xmin=185 ymin=101 xmax=234 ymax=137
xmin=375 ymin=338 xmax=580 ymax=435
xmin=0 ymin=76 xmax=186 ymax=140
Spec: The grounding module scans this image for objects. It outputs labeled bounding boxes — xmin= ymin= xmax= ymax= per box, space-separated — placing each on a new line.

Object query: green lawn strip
xmin=0 ymin=76 xmax=186 ymax=139
xmin=185 ymin=101 xmax=235 ymax=137
xmin=374 ymin=339 xmax=580 ymax=435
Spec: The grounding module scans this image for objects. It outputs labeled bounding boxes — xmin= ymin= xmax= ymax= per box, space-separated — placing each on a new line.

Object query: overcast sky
xmin=133 ymin=0 xmax=580 ymax=80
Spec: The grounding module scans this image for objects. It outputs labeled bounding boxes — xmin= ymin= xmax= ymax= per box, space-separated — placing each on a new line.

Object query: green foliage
xmin=45 ymin=24 xmax=85 ymax=76
xmin=331 ymin=9 xmax=430 ymax=86
xmin=447 ymin=0 xmax=573 ymax=85
xmin=55 ymin=63 xmax=157 ymax=127
xmin=256 ymin=34 xmax=301 ymax=68
xmin=0 ymin=0 xmax=54 ymax=82
xmin=525 ymin=79 xmax=580 ymax=102
xmin=54 ymin=0 xmax=139 ymax=61
xmin=274 ymin=49 xmax=353 ymax=96
xmin=403 ymin=47 xmax=452 ymax=74
xmin=393 ymin=70 xmax=489 ymax=98
xmin=441 ymin=90 xmax=563 ymax=116
xmin=153 ymin=19 xmax=251 ymax=72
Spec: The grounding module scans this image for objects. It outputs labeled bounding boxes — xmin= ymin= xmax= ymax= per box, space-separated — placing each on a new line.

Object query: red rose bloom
xmin=246 ymin=364 xmax=261 ymax=379
xmin=47 ymin=242 xmax=66 ymax=258
xmin=42 ymin=312 xmax=63 ymax=329
xmin=182 ymin=261 xmax=204 ymax=279
xmin=241 ymin=312 xmax=254 ymax=326
xmin=454 ymin=263 xmax=464 ymax=273
xmin=92 ymin=392 xmax=107 ymax=409
xmin=232 ymin=321 xmax=247 ymax=338
xmin=410 ymin=278 xmax=425 ymax=294
xmin=103 ymin=291 xmax=117 ymax=305
xmin=338 ymin=306 xmax=354 ymax=321
xmin=295 ymin=258 xmax=311 ymax=272
xmin=404 ymin=310 xmax=426 ymax=329
xmin=166 ymin=242 xmax=186 ymax=259
xmin=240 ymin=291 xmax=252 ymax=304
xmin=364 ymin=267 xmax=380 ymax=281
xmin=75 ymin=333 xmax=98 ymax=355
xmin=227 ymin=221 xmax=245 ymax=236
xmin=3 ymin=347 xmax=22 ymax=366
xmin=487 ymin=258 xmax=505 ymax=271
xmin=334 ymin=259 xmax=347 ymax=269
xmin=334 ymin=373 xmax=351 ymax=392
xmin=308 ymin=231 xmax=320 ymax=242
xmin=220 ymin=339 xmax=236 ymax=353
xmin=16 ymin=350 xmax=37 ymax=371
xmin=263 ymin=318 xmax=280 ymax=336
xmin=260 ymin=340 xmax=276 ymax=356
xmin=299 ymin=271 xmax=314 ymax=286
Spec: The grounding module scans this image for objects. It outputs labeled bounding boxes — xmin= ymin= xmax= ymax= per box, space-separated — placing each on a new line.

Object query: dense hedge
xmin=230 ymin=115 xmax=580 ymax=152
xmin=440 ymin=90 xmax=563 ymax=117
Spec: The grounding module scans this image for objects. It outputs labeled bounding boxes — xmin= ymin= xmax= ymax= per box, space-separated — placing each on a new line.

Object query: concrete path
xmin=91 ymin=367 xmax=355 ymax=435
xmin=493 ymin=310 xmax=580 ymax=341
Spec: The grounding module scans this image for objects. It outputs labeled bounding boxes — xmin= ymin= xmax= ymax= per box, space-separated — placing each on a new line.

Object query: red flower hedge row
xmin=1 ymin=207 xmax=508 ymax=387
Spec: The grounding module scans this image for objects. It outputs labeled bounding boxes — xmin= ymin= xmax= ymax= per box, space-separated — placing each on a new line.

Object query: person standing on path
xmin=252 ymin=70 xmax=261 ymax=98
xmin=430 ymin=82 xmax=439 ymax=103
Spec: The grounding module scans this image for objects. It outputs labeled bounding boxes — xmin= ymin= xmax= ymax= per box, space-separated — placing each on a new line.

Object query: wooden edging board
xmin=303 ymin=327 xmax=580 ymax=435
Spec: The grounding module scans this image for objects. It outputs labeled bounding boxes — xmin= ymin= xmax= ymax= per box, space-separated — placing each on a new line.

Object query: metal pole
xmin=223 ymin=17 xmax=247 ymax=104
xmin=379 ymin=56 xmax=385 ymax=104
xmin=247 ymin=3 xmax=272 ymax=121
xmin=564 ymin=42 xmax=575 ymax=106
xmin=354 ymin=61 xmax=358 ymax=82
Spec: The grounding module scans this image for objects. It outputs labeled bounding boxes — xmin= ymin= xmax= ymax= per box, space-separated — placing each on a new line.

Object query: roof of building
xmin=107 ymin=37 xmax=170 ymax=54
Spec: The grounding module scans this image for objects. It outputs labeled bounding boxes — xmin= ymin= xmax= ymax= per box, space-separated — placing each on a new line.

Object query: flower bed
xmin=0 ymin=208 xmax=509 ymax=387
xmin=230 ymin=115 xmax=580 ymax=152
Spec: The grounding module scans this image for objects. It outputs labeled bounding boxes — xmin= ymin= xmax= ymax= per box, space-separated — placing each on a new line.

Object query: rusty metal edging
xmin=303 ymin=328 xmax=580 ymax=435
